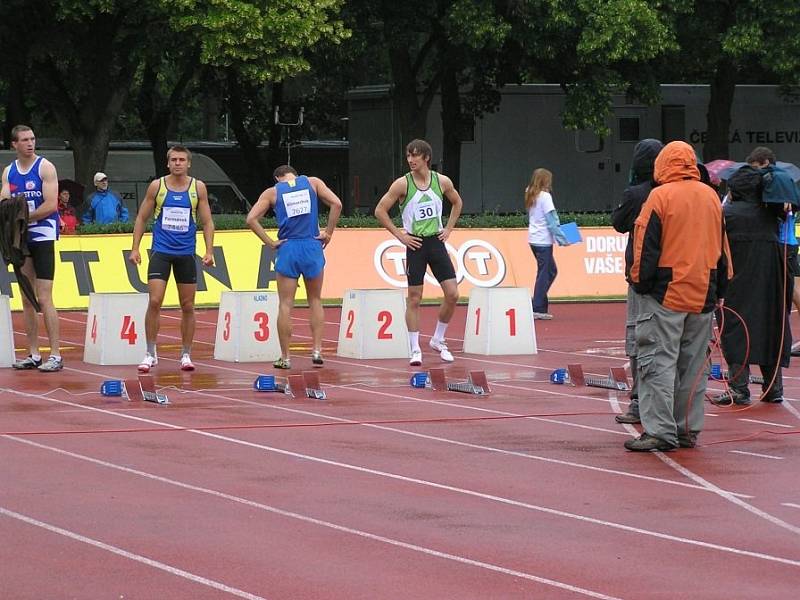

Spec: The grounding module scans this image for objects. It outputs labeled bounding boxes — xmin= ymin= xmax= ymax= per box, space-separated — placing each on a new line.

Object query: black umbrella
xmin=58 ymin=179 xmax=85 ymax=207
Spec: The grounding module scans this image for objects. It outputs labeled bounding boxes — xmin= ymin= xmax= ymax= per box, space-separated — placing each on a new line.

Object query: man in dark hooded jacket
xmin=611 ymin=138 xmax=663 ymax=424
xmin=712 ymin=146 xmax=790 ymax=405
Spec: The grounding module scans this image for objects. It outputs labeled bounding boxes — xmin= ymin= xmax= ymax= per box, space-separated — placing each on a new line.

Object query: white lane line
xmin=782 ymin=503 xmax=800 ymax=510
xmin=0 ymin=506 xmax=266 ymax=600
xmin=3 ymin=436 xmax=621 ymax=600
xmin=739 ymin=419 xmax=795 ymax=429
xmin=730 ymin=450 xmax=784 ymax=460
xmin=3 ymin=390 xmax=797 ymax=567
xmin=781 ymin=400 xmax=800 ymax=422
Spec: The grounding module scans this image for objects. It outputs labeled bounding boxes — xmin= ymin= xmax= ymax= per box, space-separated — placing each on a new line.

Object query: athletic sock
xmin=409 ymin=331 xmax=421 ymax=353
xmin=31 ymin=353 xmax=42 ymax=361
xmin=433 ymin=320 xmax=448 ymax=341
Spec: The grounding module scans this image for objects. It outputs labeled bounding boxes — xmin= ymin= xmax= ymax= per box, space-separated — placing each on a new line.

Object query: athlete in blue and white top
xmin=129 ymin=145 xmax=215 ymax=373
xmin=0 ymin=124 xmax=63 ymax=372
xmin=246 ymin=165 xmax=342 ymax=369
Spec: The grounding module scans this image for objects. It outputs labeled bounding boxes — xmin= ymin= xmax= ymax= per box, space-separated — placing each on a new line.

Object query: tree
xmin=662 ymin=1 xmax=800 ymax=160
xmin=0 ymin=0 xmax=349 ymax=197
xmin=512 ymin=0 xmax=676 ymax=135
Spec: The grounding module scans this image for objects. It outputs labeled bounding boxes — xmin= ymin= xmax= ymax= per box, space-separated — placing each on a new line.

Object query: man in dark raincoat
xmin=712 ymin=147 xmax=791 ymax=405
xmin=611 ymin=138 xmax=664 ymax=424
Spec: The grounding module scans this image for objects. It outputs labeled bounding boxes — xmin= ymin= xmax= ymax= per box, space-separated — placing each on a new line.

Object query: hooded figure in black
xmin=611 ymin=138 xmax=664 ymax=424
xmin=713 ymin=156 xmax=790 ymax=405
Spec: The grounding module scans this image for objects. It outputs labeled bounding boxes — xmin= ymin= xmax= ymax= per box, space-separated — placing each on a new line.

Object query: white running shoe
xmin=180 ymin=353 xmax=195 ymax=371
xmin=138 ymin=353 xmax=158 ymax=373
xmin=409 ymin=350 xmax=423 ymax=366
xmin=429 ymin=338 xmax=454 ymax=362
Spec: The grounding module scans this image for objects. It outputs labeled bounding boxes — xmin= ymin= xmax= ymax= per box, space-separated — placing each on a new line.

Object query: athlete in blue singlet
xmin=129 ymin=145 xmax=215 ymax=373
xmin=1 ymin=125 xmax=63 ymax=371
xmin=246 ymin=165 xmax=342 ymax=369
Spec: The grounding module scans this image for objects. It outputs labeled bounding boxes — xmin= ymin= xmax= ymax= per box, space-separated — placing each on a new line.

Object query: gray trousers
xmin=636 ymin=295 xmax=712 ymax=446
xmin=625 ymin=286 xmax=643 ymax=406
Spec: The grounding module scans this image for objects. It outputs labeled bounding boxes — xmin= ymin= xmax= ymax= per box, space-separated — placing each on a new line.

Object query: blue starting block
xmin=550 ymin=368 xmax=568 ymax=384
xmin=410 ymin=372 xmax=428 ymax=388
xmin=254 ymin=374 xmax=279 ymax=391
xmin=100 ymin=380 xmax=125 ymax=397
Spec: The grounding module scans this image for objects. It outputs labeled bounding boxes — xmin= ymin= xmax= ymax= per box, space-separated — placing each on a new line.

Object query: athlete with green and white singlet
xmin=375 ymin=139 xmax=464 ymax=365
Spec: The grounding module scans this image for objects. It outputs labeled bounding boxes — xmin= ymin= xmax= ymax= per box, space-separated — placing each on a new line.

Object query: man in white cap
xmin=82 ymin=171 xmax=129 ymax=225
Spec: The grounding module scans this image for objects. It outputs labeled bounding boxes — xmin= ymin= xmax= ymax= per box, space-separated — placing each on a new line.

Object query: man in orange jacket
xmin=626 ymin=141 xmax=732 ymax=451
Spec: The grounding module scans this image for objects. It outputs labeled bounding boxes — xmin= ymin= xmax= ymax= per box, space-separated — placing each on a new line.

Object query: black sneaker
xmin=710 ymin=390 xmax=751 ymax=406
xmin=624 ymin=433 xmax=676 ymax=452
xmin=13 ymin=355 xmax=42 ymax=370
xmin=761 ymin=394 xmax=784 ymax=404
xmin=677 ymin=433 xmax=697 ymax=448
xmin=615 ymin=412 xmax=641 ymax=424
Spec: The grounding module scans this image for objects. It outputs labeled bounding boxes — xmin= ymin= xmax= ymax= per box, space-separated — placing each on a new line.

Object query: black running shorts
xmin=147 ymin=251 xmax=197 ymax=284
xmin=406 ymin=236 xmax=456 ymax=287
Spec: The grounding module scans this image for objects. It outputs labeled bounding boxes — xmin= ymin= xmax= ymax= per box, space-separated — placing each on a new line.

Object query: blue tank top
xmin=7 ymin=156 xmax=58 ymax=242
xmin=275 ymin=175 xmax=319 ymax=240
xmin=151 ymin=177 xmax=198 ymax=255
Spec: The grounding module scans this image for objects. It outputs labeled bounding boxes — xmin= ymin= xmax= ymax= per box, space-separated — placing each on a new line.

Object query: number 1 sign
xmin=83 ymin=293 xmax=148 ymax=365
xmin=0 ymin=295 xmax=14 ymax=367
xmin=463 ymin=287 xmax=537 ymax=355
xmin=337 ymin=289 xmax=410 ymax=359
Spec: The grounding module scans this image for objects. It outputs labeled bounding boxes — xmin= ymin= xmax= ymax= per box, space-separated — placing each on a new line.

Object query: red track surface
xmin=2 ymin=302 xmax=799 ymax=599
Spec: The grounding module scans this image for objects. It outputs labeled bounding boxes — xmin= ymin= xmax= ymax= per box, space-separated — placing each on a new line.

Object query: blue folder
xmin=559 ymin=221 xmax=582 ymax=244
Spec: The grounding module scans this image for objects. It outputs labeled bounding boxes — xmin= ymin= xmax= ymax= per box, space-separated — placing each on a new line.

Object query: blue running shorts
xmin=275 ymin=238 xmax=325 ymax=279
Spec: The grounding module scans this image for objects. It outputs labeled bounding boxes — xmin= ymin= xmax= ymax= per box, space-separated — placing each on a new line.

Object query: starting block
xmin=564 ymin=364 xmax=630 ymax=391
xmin=138 ymin=375 xmax=169 ymax=405
xmin=100 ymin=380 xmax=128 ymax=399
xmin=417 ymin=368 xmax=490 ymax=395
xmin=709 ymin=363 xmax=764 ymax=384
xmin=253 ymin=371 xmax=326 ymax=400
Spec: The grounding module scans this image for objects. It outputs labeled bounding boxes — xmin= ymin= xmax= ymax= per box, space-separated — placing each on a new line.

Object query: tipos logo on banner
xmin=373 ymin=239 xmax=506 ymax=288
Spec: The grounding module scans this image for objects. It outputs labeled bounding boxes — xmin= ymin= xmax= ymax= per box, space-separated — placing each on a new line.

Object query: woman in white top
xmin=525 ymin=168 xmax=568 ymax=319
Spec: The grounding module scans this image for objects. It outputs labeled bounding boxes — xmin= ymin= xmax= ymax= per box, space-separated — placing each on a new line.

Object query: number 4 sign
xmin=83 ymin=293 xmax=148 ymax=365
xmin=463 ymin=287 xmax=537 ymax=355
xmin=337 ymin=289 xmax=410 ymax=359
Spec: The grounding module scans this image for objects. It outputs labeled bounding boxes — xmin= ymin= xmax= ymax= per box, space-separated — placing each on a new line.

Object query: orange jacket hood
xmin=654 ymin=141 xmax=700 ymax=184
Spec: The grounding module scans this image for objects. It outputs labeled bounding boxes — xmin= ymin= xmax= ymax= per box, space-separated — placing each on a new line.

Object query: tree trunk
xmin=3 ymin=57 xmax=30 ymax=149
xmin=137 ymin=53 xmax=198 ymax=178
xmin=39 ymin=50 xmax=138 ymax=200
xmin=227 ymin=71 xmax=268 ymax=184
xmin=387 ymin=44 xmax=428 ymax=152
xmin=439 ymin=63 xmax=463 ymax=190
xmin=703 ymin=58 xmax=737 ymax=161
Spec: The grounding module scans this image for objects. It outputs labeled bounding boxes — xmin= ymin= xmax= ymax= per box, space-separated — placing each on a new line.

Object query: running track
xmin=1 ymin=303 xmax=799 ymax=599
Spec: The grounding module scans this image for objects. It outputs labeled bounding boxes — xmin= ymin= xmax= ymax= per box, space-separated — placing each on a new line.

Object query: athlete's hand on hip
xmin=316 ymin=230 xmax=332 ymax=248
xmin=202 ymin=252 xmax=214 ymax=267
xmin=438 ymin=228 xmax=452 ymax=242
xmin=128 ymin=249 xmax=141 ymax=265
xmin=399 ymin=231 xmax=423 ymax=249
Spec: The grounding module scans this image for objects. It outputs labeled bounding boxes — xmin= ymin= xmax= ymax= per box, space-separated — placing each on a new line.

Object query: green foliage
xmin=513 ymin=0 xmax=676 ymax=134
xmin=74 ymin=211 xmax=611 ymax=234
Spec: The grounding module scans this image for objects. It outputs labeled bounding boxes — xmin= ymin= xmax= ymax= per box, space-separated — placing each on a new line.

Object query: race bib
xmin=415 ymin=201 xmax=440 ymax=221
xmin=283 ymin=189 xmax=312 ymax=218
xmin=162 ymin=206 xmax=191 ymax=232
